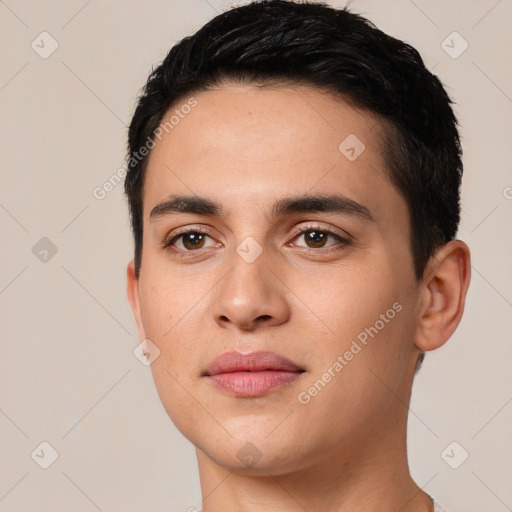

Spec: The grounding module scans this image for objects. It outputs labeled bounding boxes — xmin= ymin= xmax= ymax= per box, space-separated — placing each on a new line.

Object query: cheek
xmin=139 ymin=271 xmax=207 ymax=431
xmin=297 ymin=263 xmax=400 ymax=338
xmin=138 ymin=271 xmax=206 ymax=381
xmin=139 ymin=265 xmax=197 ymax=335
xmin=298 ymin=265 xmax=412 ymax=383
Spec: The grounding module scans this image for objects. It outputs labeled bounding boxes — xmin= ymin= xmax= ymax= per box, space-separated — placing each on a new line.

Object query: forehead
xmin=142 ymin=85 xmax=403 ymax=223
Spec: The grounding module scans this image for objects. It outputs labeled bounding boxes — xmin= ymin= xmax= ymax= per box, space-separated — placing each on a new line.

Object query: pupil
xmin=184 ymin=233 xmax=205 ymax=249
xmin=306 ymin=230 xmax=326 ymax=248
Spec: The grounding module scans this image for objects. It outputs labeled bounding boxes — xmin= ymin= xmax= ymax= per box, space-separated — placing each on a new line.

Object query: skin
xmin=127 ymin=84 xmax=471 ymax=511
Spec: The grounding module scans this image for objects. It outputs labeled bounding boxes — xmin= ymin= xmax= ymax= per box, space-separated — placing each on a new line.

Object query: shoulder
xmin=431 ymin=496 xmax=449 ymax=512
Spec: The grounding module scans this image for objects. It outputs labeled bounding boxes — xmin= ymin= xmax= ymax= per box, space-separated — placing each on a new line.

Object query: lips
xmin=203 ymin=351 xmax=305 ymax=398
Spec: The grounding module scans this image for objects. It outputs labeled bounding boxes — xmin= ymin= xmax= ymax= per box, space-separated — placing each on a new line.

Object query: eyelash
xmin=162 ymin=224 xmax=352 ymax=258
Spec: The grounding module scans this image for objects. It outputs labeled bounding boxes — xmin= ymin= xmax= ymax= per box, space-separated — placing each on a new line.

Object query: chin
xmin=198 ymin=440 xmax=306 ymax=476
xmin=190 ymin=418 xmax=314 ymax=476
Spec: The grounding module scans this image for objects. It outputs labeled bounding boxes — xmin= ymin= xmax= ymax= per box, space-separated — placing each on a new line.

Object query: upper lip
xmin=203 ymin=351 xmax=304 ymax=376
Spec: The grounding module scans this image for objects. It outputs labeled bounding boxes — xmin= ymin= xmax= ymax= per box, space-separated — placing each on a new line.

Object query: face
xmin=128 ymin=85 xmax=424 ymax=474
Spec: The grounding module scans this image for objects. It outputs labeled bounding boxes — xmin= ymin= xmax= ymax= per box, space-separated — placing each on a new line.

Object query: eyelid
xmin=289 ymin=222 xmax=351 ymax=241
xmin=162 ymin=224 xmax=219 ymax=247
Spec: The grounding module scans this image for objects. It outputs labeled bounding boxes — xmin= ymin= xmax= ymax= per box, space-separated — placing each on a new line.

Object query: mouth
xmin=202 ymin=350 xmax=305 ymax=398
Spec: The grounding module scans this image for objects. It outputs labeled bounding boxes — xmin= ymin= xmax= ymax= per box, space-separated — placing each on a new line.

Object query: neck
xmin=196 ymin=413 xmax=432 ymax=512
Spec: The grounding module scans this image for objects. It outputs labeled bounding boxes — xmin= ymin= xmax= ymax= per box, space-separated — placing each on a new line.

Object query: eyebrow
xmin=149 ymin=193 xmax=374 ymax=222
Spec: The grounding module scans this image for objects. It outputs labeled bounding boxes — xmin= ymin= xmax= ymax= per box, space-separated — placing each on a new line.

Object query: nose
xmin=212 ymin=247 xmax=290 ymax=331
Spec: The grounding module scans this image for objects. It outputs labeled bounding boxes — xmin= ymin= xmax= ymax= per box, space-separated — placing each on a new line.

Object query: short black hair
xmin=125 ymin=0 xmax=463 ymax=282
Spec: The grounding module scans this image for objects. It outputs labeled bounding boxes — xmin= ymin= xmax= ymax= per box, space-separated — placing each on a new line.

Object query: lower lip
xmin=206 ymin=370 xmax=302 ymax=398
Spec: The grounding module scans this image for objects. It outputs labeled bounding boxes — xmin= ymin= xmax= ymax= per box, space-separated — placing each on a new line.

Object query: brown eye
xmin=303 ymin=229 xmax=328 ymax=248
xmin=181 ymin=232 xmax=206 ymax=250
xmin=165 ymin=230 xmax=217 ymax=251
xmin=289 ymin=225 xmax=351 ymax=253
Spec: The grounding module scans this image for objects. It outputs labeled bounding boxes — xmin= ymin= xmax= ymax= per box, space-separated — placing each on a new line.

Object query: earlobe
xmin=414 ymin=240 xmax=471 ymax=352
xmin=127 ymin=260 xmax=146 ymax=341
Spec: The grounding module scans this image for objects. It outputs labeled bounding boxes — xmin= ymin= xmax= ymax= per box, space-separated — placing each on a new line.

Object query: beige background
xmin=1 ymin=0 xmax=511 ymax=511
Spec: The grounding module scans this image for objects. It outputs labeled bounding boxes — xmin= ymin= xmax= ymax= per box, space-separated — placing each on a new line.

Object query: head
xmin=125 ymin=0 xmax=470 ymax=475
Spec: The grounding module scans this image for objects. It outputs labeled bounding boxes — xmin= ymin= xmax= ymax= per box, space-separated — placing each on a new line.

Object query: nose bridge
xmin=232 ymin=239 xmax=270 ymax=296
xmin=212 ymin=237 xmax=289 ymax=329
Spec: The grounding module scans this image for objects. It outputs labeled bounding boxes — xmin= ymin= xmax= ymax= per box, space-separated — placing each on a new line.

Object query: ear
xmin=127 ymin=260 xmax=147 ymax=341
xmin=414 ymin=240 xmax=471 ymax=352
